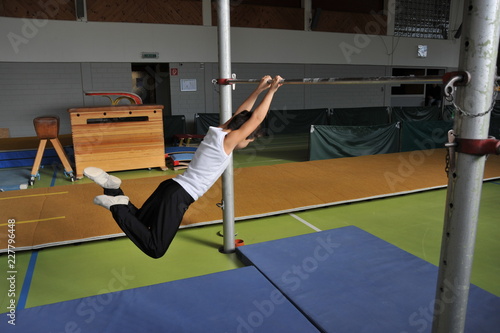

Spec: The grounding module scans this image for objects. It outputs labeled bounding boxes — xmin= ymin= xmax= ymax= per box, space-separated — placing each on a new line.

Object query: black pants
xmin=107 ymin=179 xmax=194 ymax=258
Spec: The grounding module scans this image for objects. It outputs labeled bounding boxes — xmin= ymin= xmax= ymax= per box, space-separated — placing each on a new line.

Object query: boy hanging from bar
xmin=84 ymin=75 xmax=283 ymax=258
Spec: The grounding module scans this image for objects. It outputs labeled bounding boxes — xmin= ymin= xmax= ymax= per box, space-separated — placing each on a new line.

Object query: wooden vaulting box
xmin=68 ymin=105 xmax=167 ymax=178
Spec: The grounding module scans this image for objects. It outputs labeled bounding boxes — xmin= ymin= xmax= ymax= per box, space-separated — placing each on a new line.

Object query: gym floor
xmin=0 ymin=133 xmax=499 ymax=314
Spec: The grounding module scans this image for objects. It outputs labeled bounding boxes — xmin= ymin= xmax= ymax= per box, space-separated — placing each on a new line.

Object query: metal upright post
xmin=217 ymin=0 xmax=236 ymax=253
xmin=432 ymin=1 xmax=500 ymax=332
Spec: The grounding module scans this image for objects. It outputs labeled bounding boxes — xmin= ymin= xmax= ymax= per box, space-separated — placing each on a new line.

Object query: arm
xmin=223 ymin=76 xmax=283 ymax=152
xmin=235 ymin=75 xmax=272 ymax=114
xmin=221 ymin=75 xmax=272 ymax=127
xmin=245 ymin=76 xmax=281 ymax=125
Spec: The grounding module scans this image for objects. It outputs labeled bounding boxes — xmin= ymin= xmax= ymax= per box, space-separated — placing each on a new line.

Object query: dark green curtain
xmin=266 ymin=109 xmax=328 ymax=135
xmin=441 ymin=105 xmax=456 ymax=121
xmin=491 ymin=101 xmax=500 ymax=137
xmin=490 ymin=117 xmax=500 ymax=138
xmin=400 ymin=121 xmax=453 ymax=152
xmin=330 ymin=107 xmax=390 ymax=126
xmin=309 ymin=123 xmax=401 ymax=160
xmin=195 ymin=113 xmax=219 ymax=134
xmin=492 ymin=101 xmax=500 ymax=118
xmin=391 ymin=106 xmax=441 ymax=122
xmin=163 ymin=115 xmax=186 ymax=144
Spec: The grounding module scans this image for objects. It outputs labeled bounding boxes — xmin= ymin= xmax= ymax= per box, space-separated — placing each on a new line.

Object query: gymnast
xmin=84 ymin=75 xmax=283 ymax=258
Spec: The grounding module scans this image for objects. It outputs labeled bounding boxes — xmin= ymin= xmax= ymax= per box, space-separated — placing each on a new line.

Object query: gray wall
xmin=0 ymin=6 xmax=464 ymax=137
xmin=0 ymin=62 xmax=131 ymax=137
xmin=0 ymin=60 xmax=454 ymax=137
xmin=165 ymin=62 xmax=452 ymax=133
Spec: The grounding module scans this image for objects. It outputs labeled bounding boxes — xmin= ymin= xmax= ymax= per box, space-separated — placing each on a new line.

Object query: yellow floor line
xmin=0 ymin=191 xmax=68 ymax=200
xmin=0 ymin=216 xmax=66 ymax=226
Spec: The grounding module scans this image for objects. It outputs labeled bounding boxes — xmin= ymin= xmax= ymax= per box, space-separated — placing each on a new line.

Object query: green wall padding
xmin=309 ymin=123 xmax=400 ymax=160
xmin=195 ymin=109 xmax=329 ymax=136
xmin=330 ymin=107 xmax=390 ymax=126
xmin=400 ymin=120 xmax=453 ymax=152
xmin=195 ymin=113 xmax=219 ymax=134
xmin=266 ymin=108 xmax=328 ymax=135
xmin=164 ymin=115 xmax=186 ymax=144
xmin=493 ymin=101 xmax=500 ymax=118
xmin=391 ymin=106 xmax=441 ymax=122
xmin=490 ymin=116 xmax=500 ymax=138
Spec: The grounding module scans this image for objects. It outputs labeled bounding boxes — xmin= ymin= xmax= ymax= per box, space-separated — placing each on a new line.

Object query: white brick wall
xmin=89 ymin=63 xmax=131 ymax=90
xmin=0 ymin=62 xmax=132 ymax=137
xmin=0 ymin=62 xmax=82 ymax=137
xmin=169 ymin=62 xmax=208 ymax=132
xmin=84 ymin=63 xmax=133 ymax=106
xmin=306 ymin=64 xmax=388 ymax=109
xmin=206 ymin=63 xmax=389 ymax=114
xmin=230 ymin=63 xmax=307 ymax=112
xmin=1 ymin=61 xmax=435 ymax=138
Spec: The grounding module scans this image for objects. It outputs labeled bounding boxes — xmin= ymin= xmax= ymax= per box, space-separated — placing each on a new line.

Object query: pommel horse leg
xmin=29 ymin=116 xmax=76 ymax=186
xmin=30 ymin=139 xmax=48 ymax=185
xmin=50 ymin=138 xmax=75 ymax=178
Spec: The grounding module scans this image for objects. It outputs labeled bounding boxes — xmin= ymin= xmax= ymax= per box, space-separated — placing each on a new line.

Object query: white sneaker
xmin=93 ymin=195 xmax=129 ymax=210
xmin=84 ymin=167 xmax=121 ymax=189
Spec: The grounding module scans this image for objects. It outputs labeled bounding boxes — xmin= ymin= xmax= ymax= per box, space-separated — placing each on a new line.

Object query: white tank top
xmin=173 ymin=127 xmax=231 ymax=201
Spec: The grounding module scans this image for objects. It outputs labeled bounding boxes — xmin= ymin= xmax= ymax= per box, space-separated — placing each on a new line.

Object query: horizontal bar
xmin=216 ymin=72 xmax=471 ymax=86
xmin=221 ymin=76 xmax=443 ymax=85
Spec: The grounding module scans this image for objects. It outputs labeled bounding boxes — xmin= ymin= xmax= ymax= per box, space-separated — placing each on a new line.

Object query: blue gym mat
xmin=0 ymin=168 xmax=30 ymax=191
xmin=237 ymin=226 xmax=500 ymax=333
xmin=0 ymin=147 xmax=74 ymax=168
xmin=0 ymin=266 xmax=319 ymax=333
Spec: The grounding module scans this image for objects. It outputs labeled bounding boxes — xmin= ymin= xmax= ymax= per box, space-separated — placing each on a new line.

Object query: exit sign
xmin=141 ymin=52 xmax=159 ymax=59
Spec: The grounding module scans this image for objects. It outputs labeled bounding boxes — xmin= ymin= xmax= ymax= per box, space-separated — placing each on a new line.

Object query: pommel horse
xmin=84 ymin=91 xmax=143 ymax=105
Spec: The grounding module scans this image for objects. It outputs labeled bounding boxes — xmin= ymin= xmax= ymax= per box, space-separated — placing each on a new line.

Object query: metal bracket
xmin=215 ymin=74 xmax=237 ymax=90
xmin=216 ymin=78 xmax=232 ymax=85
xmin=216 ymin=200 xmax=224 ymax=210
xmin=442 ymin=71 xmax=471 ymax=86
xmin=443 ymin=71 xmax=471 ymax=98
xmin=456 ymin=137 xmax=500 ymax=155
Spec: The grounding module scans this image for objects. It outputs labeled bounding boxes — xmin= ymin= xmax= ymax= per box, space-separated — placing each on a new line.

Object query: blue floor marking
xmin=50 ymin=164 xmax=59 ymax=187
xmin=17 ymin=250 xmax=39 ymax=310
xmin=17 ymin=164 xmax=58 ymax=309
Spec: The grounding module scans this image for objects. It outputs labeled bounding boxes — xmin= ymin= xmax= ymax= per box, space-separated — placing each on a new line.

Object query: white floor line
xmin=289 ymin=213 xmax=322 ymax=232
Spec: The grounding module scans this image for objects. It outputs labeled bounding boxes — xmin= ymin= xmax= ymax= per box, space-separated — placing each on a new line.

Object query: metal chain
xmin=445 ymin=81 xmax=498 ymax=118
xmin=211 ymin=79 xmax=220 ymax=94
xmin=444 ymin=130 xmax=456 ymax=177
xmin=445 ymin=149 xmax=450 ymax=175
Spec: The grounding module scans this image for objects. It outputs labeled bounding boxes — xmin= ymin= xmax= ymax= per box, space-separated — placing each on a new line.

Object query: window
xmin=391 ymin=68 xmax=426 ymax=95
xmin=394 ymin=0 xmax=451 ymax=39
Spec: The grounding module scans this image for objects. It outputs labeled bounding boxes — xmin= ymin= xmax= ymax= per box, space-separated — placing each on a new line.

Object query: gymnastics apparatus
xmin=214 ymin=1 xmax=500 ymax=332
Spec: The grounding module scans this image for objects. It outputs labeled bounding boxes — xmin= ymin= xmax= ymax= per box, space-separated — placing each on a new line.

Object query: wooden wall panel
xmin=148 ymin=0 xmax=202 ymax=25
xmin=86 ymin=0 xmax=202 ymax=25
xmin=221 ymin=4 xmax=304 ymax=30
xmin=315 ymin=11 xmax=387 ymax=35
xmin=0 ymin=0 xmax=76 ymax=21
xmin=0 ymin=0 xmax=386 ymax=35
xmin=212 ymin=4 xmax=386 ymax=35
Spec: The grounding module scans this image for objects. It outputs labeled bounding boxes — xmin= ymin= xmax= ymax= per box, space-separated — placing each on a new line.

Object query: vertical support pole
xmin=385 ymin=0 xmax=396 ymax=36
xmin=302 ymin=0 xmax=312 ymax=31
xmin=217 ymin=0 xmax=236 ymax=253
xmin=432 ymin=1 xmax=500 ymax=332
xmin=202 ymin=0 xmax=212 ymax=26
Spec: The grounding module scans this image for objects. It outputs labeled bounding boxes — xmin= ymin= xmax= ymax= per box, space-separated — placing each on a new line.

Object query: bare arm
xmin=221 ymin=76 xmax=272 ymax=128
xmin=223 ymin=75 xmax=283 ymax=153
xmin=234 ymin=75 xmax=272 ymax=114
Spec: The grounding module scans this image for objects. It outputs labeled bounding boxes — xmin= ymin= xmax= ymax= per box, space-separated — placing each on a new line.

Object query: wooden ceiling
xmin=0 ymin=0 xmax=388 ymax=34
xmin=238 ymin=0 xmax=386 ymax=13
